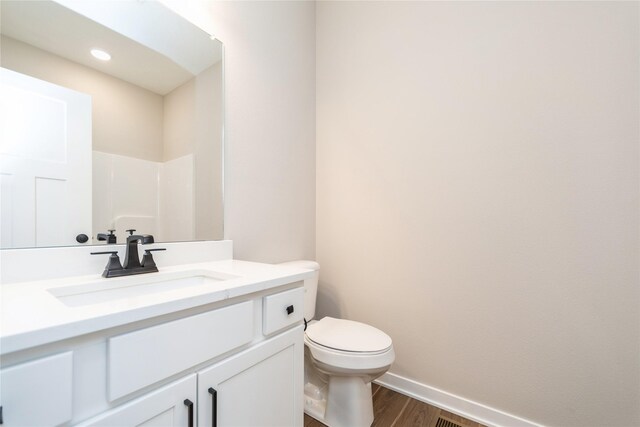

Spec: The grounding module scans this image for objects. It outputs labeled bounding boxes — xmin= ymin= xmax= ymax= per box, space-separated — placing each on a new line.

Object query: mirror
xmin=0 ymin=0 xmax=224 ymax=249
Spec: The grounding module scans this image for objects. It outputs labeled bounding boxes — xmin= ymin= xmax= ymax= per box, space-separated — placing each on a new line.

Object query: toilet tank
xmin=278 ymin=260 xmax=319 ymax=320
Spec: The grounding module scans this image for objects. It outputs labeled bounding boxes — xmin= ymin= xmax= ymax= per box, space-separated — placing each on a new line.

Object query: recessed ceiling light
xmin=91 ymin=49 xmax=111 ymax=61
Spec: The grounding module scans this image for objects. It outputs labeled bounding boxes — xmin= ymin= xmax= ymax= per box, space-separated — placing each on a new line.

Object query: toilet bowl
xmin=278 ymin=261 xmax=395 ymax=427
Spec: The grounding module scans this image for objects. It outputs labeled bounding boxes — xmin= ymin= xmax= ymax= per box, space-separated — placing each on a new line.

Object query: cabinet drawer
xmin=0 ymin=352 xmax=73 ymax=427
xmin=263 ymin=287 xmax=304 ymax=335
xmin=108 ymin=301 xmax=254 ymax=400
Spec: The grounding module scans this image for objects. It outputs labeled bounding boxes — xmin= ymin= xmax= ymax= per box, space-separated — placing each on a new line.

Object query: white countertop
xmin=0 ymin=260 xmax=312 ymax=355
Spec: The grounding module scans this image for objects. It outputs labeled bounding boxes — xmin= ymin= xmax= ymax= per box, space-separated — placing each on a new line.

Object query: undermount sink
xmin=48 ymin=270 xmax=238 ymax=307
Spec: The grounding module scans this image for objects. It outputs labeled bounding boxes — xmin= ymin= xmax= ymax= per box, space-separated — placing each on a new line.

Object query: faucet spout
xmin=123 ymin=234 xmax=155 ymax=269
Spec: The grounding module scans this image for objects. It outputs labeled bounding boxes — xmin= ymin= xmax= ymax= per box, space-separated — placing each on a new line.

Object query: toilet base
xmin=304 ymin=377 xmax=374 ymax=427
xmin=325 ymin=376 xmax=374 ymax=427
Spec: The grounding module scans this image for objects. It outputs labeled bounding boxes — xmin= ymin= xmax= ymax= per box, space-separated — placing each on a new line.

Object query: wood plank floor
xmin=304 ymin=384 xmax=486 ymax=427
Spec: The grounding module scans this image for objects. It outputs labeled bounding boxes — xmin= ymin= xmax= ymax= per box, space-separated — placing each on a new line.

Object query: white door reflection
xmin=0 ymin=67 xmax=92 ymax=248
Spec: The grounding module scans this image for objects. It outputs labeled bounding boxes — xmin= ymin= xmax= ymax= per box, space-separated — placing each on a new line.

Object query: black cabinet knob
xmin=286 ymin=305 xmax=294 ymax=315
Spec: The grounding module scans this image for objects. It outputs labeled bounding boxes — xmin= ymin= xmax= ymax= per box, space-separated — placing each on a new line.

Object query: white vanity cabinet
xmin=81 ymin=326 xmax=303 ymax=427
xmin=0 ymin=282 xmax=306 ymax=427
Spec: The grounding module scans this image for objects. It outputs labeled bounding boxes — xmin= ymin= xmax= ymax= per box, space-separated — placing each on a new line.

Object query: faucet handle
xmin=141 ymin=248 xmax=166 ymax=269
xmin=90 ymin=250 xmax=119 ymax=255
xmin=126 ymin=229 xmax=136 ymax=236
xmin=91 ymin=251 xmax=123 ymax=278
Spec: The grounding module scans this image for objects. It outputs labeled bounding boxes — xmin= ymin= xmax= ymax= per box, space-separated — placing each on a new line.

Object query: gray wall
xmin=316 ymin=2 xmax=639 ymax=426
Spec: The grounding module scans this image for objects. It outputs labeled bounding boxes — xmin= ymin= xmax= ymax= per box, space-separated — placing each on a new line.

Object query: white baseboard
xmin=374 ymin=372 xmax=542 ymax=427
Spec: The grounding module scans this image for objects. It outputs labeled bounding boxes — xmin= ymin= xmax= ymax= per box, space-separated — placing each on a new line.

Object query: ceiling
xmin=0 ymin=0 xmax=222 ymax=95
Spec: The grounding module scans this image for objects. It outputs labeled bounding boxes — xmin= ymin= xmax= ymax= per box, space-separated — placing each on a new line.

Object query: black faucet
xmin=91 ymin=230 xmax=165 ymax=278
xmin=97 ymin=229 xmax=117 ymax=244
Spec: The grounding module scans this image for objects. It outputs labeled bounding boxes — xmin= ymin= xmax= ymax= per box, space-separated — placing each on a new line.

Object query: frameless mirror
xmin=0 ymin=0 xmax=223 ymax=249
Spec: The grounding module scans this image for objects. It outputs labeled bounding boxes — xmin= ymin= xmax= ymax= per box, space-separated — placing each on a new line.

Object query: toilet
xmin=279 ymin=261 xmax=395 ymax=427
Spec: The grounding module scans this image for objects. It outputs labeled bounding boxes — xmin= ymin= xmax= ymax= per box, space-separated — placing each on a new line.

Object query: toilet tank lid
xmin=278 ymin=260 xmax=319 ymax=271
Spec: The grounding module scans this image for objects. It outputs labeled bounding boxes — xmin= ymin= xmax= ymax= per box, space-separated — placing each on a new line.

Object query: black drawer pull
xmin=209 ymin=387 xmax=218 ymax=427
xmin=184 ymin=399 xmax=193 ymax=427
xmin=286 ymin=305 xmax=294 ymax=315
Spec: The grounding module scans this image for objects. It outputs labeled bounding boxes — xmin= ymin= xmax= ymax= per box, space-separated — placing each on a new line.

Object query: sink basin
xmin=48 ymin=270 xmax=238 ymax=307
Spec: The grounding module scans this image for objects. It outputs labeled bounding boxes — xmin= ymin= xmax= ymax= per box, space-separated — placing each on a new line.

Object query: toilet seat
xmin=306 ymin=317 xmax=392 ymax=353
xmin=305 ymin=317 xmax=395 ymax=371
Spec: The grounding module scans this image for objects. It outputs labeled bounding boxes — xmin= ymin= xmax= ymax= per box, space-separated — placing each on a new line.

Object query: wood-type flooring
xmin=304 ymin=384 xmax=487 ymax=427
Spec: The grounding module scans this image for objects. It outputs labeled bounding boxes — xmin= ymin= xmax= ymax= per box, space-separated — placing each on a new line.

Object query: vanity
xmin=0 ymin=1 xmax=305 ymax=425
xmin=0 ymin=241 xmax=311 ymax=426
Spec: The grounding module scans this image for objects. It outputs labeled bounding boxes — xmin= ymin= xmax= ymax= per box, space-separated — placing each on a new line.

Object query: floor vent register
xmin=435 ymin=416 xmax=464 ymax=427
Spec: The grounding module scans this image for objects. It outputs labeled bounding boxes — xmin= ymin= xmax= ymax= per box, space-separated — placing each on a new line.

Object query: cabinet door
xmin=0 ymin=352 xmax=73 ymax=427
xmin=77 ymin=374 xmax=196 ymax=427
xmin=198 ymin=326 xmax=304 ymax=427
